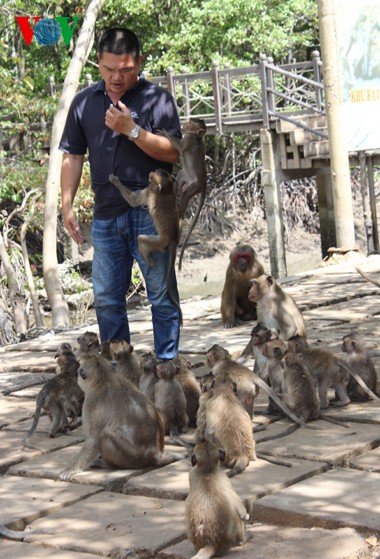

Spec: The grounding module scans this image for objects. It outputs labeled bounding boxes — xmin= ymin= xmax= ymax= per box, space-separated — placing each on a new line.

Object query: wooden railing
xmin=47 ymin=52 xmax=326 ymax=138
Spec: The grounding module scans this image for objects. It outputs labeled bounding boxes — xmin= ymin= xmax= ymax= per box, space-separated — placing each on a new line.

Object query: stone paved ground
xmin=1 ymin=256 xmax=380 ymax=558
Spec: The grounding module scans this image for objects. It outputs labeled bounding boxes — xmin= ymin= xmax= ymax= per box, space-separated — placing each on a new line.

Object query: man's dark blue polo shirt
xmin=59 ymin=78 xmax=182 ymax=220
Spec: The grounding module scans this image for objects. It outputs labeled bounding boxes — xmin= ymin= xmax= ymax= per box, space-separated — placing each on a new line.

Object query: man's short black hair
xmin=98 ymin=28 xmax=140 ymax=60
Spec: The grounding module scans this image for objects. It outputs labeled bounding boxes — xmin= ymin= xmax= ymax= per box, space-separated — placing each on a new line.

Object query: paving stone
xmin=124 ymin=453 xmax=328 ymax=505
xmin=8 ymin=444 xmax=149 ymax=490
xmin=253 ymin=468 xmax=380 ymax=532
xmin=351 ymin=446 xmax=380 ymax=473
xmin=167 ymin=525 xmax=369 ymax=559
xmin=0 ymin=397 xmax=38 ymax=427
xmin=0 ymin=474 xmax=102 ymax=528
xmin=0 ymin=351 xmax=57 ymax=373
xmin=256 ymin=420 xmax=380 ymax=464
xmin=0 ymin=427 xmax=84 ymax=473
xmin=0 ymin=371 xmax=53 ymax=394
xmin=24 ymin=492 xmax=187 ymax=556
xmin=0 ymin=541 xmax=103 ymax=559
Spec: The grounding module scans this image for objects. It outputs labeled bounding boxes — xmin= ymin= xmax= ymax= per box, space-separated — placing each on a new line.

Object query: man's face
xmin=97 ymin=51 xmax=142 ymax=98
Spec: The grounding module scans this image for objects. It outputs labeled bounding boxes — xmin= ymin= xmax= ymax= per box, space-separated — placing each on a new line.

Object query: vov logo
xmin=15 ymin=16 xmax=80 ymax=46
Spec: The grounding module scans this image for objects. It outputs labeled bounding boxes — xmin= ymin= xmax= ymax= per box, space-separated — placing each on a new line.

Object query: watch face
xmin=130 ymin=125 xmax=140 ymax=139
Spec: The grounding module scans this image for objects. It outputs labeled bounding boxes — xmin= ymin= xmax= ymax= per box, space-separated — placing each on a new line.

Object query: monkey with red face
xmin=221 ymin=244 xmax=265 ymax=328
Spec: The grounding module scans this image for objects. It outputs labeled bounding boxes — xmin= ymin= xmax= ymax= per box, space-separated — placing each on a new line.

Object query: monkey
xmin=158 ymin=118 xmax=207 ymax=271
xmin=342 ymin=332 xmax=378 ymax=402
xmin=288 ymin=334 xmax=380 ymax=408
xmin=154 ymin=360 xmax=190 ymax=447
xmin=203 ymin=372 xmax=257 ymax=477
xmin=239 ymin=321 xmax=279 ymax=377
xmin=280 ymin=352 xmax=320 ymax=423
xmin=248 ymin=274 xmax=307 ymax=340
xmin=58 ymin=355 xmax=184 ymax=480
xmin=185 ymin=438 xmax=249 ymax=559
xmin=76 ymin=331 xmax=100 ymax=362
xmin=204 ymin=344 xmax=311 ymax=428
xmin=172 ymin=355 xmax=201 ymax=427
xmin=139 ymin=352 xmax=159 ymax=401
xmin=109 ymin=339 xmax=142 ymax=386
xmin=206 ymin=344 xmax=258 ymax=418
xmin=24 ymin=355 xmax=83 ymax=446
xmin=54 ymin=342 xmax=75 ymax=373
xmin=221 ymin=245 xmax=265 ymax=328
xmin=109 ymin=169 xmax=182 ymax=325
xmin=262 ymin=337 xmax=288 ymax=415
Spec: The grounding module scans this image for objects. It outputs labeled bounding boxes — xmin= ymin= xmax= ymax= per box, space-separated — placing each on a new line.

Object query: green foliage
xmin=0 ymin=0 xmax=319 ymax=218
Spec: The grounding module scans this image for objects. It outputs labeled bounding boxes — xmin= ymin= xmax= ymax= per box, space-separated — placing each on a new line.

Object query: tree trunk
xmin=0 ymin=232 xmax=27 ymax=337
xmin=42 ymin=0 xmax=106 ymax=328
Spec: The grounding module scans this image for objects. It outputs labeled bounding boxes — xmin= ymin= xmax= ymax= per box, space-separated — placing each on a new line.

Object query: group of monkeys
xmin=8 ymin=254 xmax=378 ymax=557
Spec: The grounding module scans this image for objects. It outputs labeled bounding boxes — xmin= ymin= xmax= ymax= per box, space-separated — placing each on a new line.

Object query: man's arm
xmin=105 ymin=101 xmax=180 ymax=164
xmin=61 ymin=153 xmax=85 ymax=245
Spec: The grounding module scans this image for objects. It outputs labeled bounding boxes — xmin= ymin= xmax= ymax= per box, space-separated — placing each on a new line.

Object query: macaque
xmin=288 ymin=334 xmax=380 ymax=408
xmin=185 ymin=439 xmax=249 ymax=559
xmin=221 ymin=245 xmax=265 ymax=328
xmin=58 ymin=355 xmax=183 ymax=480
xmin=248 ymin=274 xmax=306 ymax=340
xmin=109 ymin=169 xmax=182 ymax=324
xmin=287 ymin=335 xmax=351 ymax=408
xmin=158 ymin=118 xmax=207 ymax=271
xmin=280 ymin=352 xmax=320 ymax=422
xmin=24 ymin=350 xmax=83 ymax=446
xmin=263 ymin=337 xmax=288 ymax=414
xmin=172 ymin=355 xmax=201 ymax=427
xmin=76 ymin=331 xmax=100 ymax=362
xmin=204 ymin=372 xmax=256 ymax=477
xmin=342 ymin=332 xmax=378 ymax=402
xmin=240 ymin=322 xmax=277 ymax=377
xmin=154 ymin=360 xmax=189 ymax=449
xmin=206 ymin=344 xmax=258 ymax=418
xmin=109 ymin=339 xmax=141 ymax=386
xmin=205 ymin=344 xmax=309 ymax=428
xmin=139 ymin=352 xmax=159 ymax=401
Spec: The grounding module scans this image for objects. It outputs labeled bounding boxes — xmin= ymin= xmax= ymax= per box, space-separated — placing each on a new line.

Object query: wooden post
xmin=317 ymin=0 xmax=356 ymax=249
xmin=260 ymin=128 xmax=287 ymax=278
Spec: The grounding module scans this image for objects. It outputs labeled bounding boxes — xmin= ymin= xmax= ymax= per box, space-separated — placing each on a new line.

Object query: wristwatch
xmin=128 ymin=124 xmax=141 ymax=140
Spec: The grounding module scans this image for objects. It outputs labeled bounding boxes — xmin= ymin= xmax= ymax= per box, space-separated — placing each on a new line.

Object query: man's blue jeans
xmin=91 ymin=206 xmax=180 ymax=359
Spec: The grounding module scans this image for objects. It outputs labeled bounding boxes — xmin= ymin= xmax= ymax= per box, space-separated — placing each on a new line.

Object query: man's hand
xmin=62 ymin=207 xmax=84 ymax=245
xmin=105 ymin=101 xmax=135 ymax=135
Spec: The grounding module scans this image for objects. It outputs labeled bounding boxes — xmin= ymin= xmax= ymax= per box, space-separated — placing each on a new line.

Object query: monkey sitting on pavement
xmin=172 ymin=355 xmax=201 ymax=428
xmin=154 ymin=360 xmax=191 ymax=448
xmin=342 ymin=332 xmax=379 ymax=402
xmin=203 ymin=372 xmax=257 ymax=477
xmin=109 ymin=169 xmax=182 ymax=324
xmin=248 ymin=274 xmax=306 ymax=340
xmin=185 ymin=438 xmax=250 ymax=559
xmin=288 ymin=334 xmax=380 ymax=408
xmin=221 ymin=244 xmax=264 ymax=328
xmin=24 ymin=346 xmax=83 ymax=447
xmin=58 ymin=354 xmax=184 ymax=480
xmin=139 ymin=352 xmax=159 ymax=401
xmin=109 ymin=339 xmax=142 ymax=386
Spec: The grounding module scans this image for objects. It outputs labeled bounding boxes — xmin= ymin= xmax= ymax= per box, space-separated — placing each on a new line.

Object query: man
xmin=59 ymin=28 xmax=182 ymax=359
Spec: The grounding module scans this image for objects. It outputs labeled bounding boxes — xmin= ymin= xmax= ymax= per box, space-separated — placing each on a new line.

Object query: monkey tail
xmin=340 ymin=361 xmax=380 ymax=403
xmin=23 ymin=404 xmax=42 ymax=448
xmin=167 ymin=240 xmax=183 ymax=326
xmin=169 ymin=425 xmax=194 ymax=449
xmin=178 ymin=189 xmax=206 ymax=271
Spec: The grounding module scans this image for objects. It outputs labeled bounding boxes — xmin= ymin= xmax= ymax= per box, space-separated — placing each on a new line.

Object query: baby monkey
xmin=109 ymin=169 xmax=182 ymax=324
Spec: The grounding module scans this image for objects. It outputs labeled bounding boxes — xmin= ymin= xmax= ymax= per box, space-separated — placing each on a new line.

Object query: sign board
xmin=336 ymin=0 xmax=380 ymax=151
